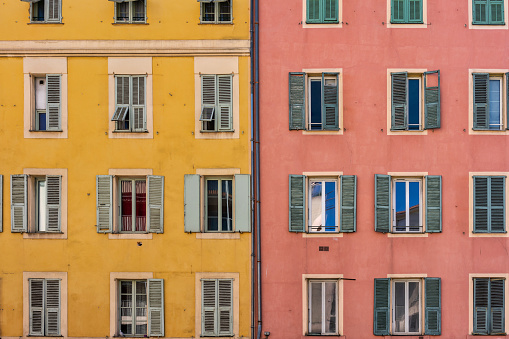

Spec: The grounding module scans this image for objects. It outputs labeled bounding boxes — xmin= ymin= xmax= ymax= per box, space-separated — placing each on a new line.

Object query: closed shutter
xmin=0 ymin=175 xmax=3 ymax=232
xmin=340 ymin=175 xmax=356 ymax=232
xmin=218 ymin=279 xmax=233 ymax=336
xmin=322 ymin=72 xmax=339 ymax=130
xmin=234 ymin=174 xmax=251 ymax=232
xmin=408 ymin=0 xmax=423 ymax=23
xmin=391 ymin=0 xmax=405 ymax=23
xmin=46 ymin=74 xmax=61 ymax=131
xmin=289 ymin=73 xmax=306 ymax=130
xmin=45 ymin=279 xmax=60 ymax=336
xmin=202 ymin=75 xmax=217 ymax=124
xmin=217 ymin=75 xmax=233 ymax=131
xmin=202 ymin=279 xmax=217 ymax=336
xmin=373 ymin=278 xmax=390 ymax=336
xmin=474 ymin=278 xmax=489 ymax=334
xmin=132 ymin=76 xmax=146 ymax=132
xmin=147 ymin=175 xmax=164 ymax=233
xmin=473 ymin=0 xmax=488 ymax=24
xmin=289 ymin=175 xmax=305 ymax=232
xmin=375 ymin=174 xmax=391 ymax=233
xmin=46 ymin=175 xmax=61 ymax=232
xmin=11 ymin=174 xmax=28 ymax=232
xmin=114 ymin=76 xmax=130 ymax=127
xmin=490 ymin=278 xmax=505 ymax=334
xmin=184 ymin=174 xmax=201 ymax=233
xmin=425 ymin=175 xmax=442 ymax=233
xmin=323 ymin=0 xmax=338 ymax=22
xmin=490 ymin=0 xmax=505 ymax=24
xmin=148 ymin=279 xmax=164 ymax=337
xmin=424 ymin=70 xmax=441 ymax=129
xmin=474 ymin=176 xmax=489 ymax=232
xmin=424 ymin=278 xmax=441 ymax=335
xmin=490 ymin=176 xmax=505 ymax=233
xmin=391 ymin=72 xmax=408 ymax=130
xmin=96 ymin=175 xmax=113 ymax=233
xmin=47 ymin=0 xmax=61 ymax=22
xmin=473 ymin=73 xmax=490 ymax=130
xmin=30 ymin=279 xmax=45 ymax=336
xmin=307 ymin=0 xmax=321 ymax=23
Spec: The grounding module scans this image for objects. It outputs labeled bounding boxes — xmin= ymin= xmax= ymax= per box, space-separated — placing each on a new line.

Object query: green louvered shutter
xmin=374 ymin=278 xmax=390 ymax=336
xmin=132 ymin=76 xmax=147 ymax=132
xmin=289 ymin=73 xmax=306 ymax=130
xmin=473 ymin=73 xmax=490 ymax=129
xmin=490 ymin=176 xmax=505 ymax=233
xmin=46 ymin=175 xmax=61 ymax=232
xmin=307 ymin=0 xmax=321 ymax=23
xmin=218 ymin=279 xmax=233 ymax=336
xmin=147 ymin=175 xmax=164 ymax=233
xmin=202 ymin=279 xmax=217 ymax=336
xmin=11 ymin=174 xmax=28 ymax=233
xmin=47 ymin=0 xmax=61 ymax=22
xmin=474 ymin=176 xmax=489 ymax=232
xmin=45 ymin=279 xmax=60 ymax=336
xmin=425 ymin=278 xmax=441 ymax=335
xmin=424 ymin=70 xmax=441 ymax=129
xmin=474 ymin=278 xmax=489 ymax=334
xmin=217 ymin=75 xmax=233 ymax=131
xmin=490 ymin=0 xmax=505 ymax=24
xmin=473 ymin=0 xmax=488 ymax=24
xmin=408 ymin=0 xmax=423 ymax=23
xmin=234 ymin=174 xmax=251 ymax=232
xmin=375 ymin=174 xmax=391 ymax=233
xmin=96 ymin=175 xmax=113 ymax=233
xmin=426 ymin=175 xmax=442 ymax=233
xmin=324 ymin=0 xmax=338 ymax=22
xmin=340 ymin=175 xmax=356 ymax=232
xmin=322 ymin=72 xmax=339 ymax=130
xmin=0 ymin=175 xmax=3 ymax=232
xmin=391 ymin=72 xmax=408 ymax=130
xmin=391 ymin=0 xmax=405 ymax=23
xmin=289 ymin=175 xmax=305 ymax=232
xmin=46 ymin=74 xmax=61 ymax=131
xmin=30 ymin=279 xmax=45 ymax=336
xmin=148 ymin=279 xmax=164 ymax=337
xmin=184 ymin=174 xmax=201 ymax=233
xmin=490 ymin=278 xmax=505 ymax=334
xmin=506 ymin=73 xmax=509 ymax=130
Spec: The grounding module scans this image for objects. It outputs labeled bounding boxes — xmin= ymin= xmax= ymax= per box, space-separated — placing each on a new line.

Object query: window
xmin=375 ymin=174 xmax=442 ymax=234
xmin=473 ymin=176 xmax=506 ymax=233
xmin=289 ymin=175 xmax=356 ymax=233
xmin=473 ymin=73 xmax=509 ymax=130
xmin=29 ymin=278 xmax=61 ymax=336
xmin=184 ymin=174 xmax=251 ymax=233
xmin=289 ymin=72 xmax=340 ymax=131
xmin=31 ymin=74 xmax=62 ymax=131
xmin=390 ymin=70 xmax=440 ymax=131
xmin=28 ymin=0 xmax=61 ymax=23
xmin=201 ymin=279 xmax=233 ymax=336
xmin=473 ymin=277 xmax=506 ymax=335
xmin=374 ymin=278 xmax=441 ymax=336
xmin=200 ymin=75 xmax=233 ymax=132
xmin=306 ymin=0 xmax=339 ymax=24
xmin=114 ymin=0 xmax=146 ymax=23
xmin=391 ymin=0 xmax=423 ymax=23
xmin=112 ymin=75 xmax=147 ymax=132
xmin=307 ymin=280 xmax=338 ymax=335
xmin=473 ymin=0 xmax=505 ymax=24
xmin=96 ymin=175 xmax=164 ymax=234
xmin=200 ymin=0 xmax=232 ymax=23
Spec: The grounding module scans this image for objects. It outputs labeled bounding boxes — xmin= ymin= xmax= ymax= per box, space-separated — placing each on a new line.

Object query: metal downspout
xmin=249 ymin=0 xmax=256 ymax=337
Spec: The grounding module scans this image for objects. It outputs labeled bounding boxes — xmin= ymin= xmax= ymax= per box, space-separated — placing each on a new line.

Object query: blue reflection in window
xmin=408 ymin=79 xmax=420 ymax=130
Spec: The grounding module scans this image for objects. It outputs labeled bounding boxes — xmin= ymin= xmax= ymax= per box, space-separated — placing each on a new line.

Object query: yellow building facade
xmin=0 ymin=1 xmax=251 ymax=338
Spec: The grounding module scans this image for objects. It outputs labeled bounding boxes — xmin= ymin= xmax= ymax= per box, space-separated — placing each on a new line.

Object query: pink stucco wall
xmin=259 ymin=0 xmax=509 ymax=337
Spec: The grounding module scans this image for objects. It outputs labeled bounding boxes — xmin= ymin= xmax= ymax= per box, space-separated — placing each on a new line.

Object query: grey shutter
xmin=202 ymin=75 xmax=217 ymax=127
xmin=473 ymin=73 xmax=489 ymax=130
xmin=132 ymin=76 xmax=147 ymax=132
xmin=474 ymin=278 xmax=489 ymax=334
xmin=29 ymin=279 xmax=45 ymax=336
xmin=46 ymin=74 xmax=61 ymax=131
xmin=340 ymin=175 xmax=356 ymax=232
xmin=424 ymin=277 xmax=441 ymax=335
xmin=375 ymin=174 xmax=391 ymax=233
xmin=45 ymin=175 xmax=61 ymax=232
xmin=506 ymin=73 xmax=509 ymax=130
xmin=322 ymin=72 xmax=339 ymax=130
xmin=202 ymin=279 xmax=217 ymax=336
xmin=218 ymin=75 xmax=233 ymax=131
xmin=147 ymin=175 xmax=164 ymax=233
xmin=391 ymin=72 xmax=408 ymax=130
xmin=96 ymin=175 xmax=113 ymax=233
xmin=45 ymin=279 xmax=60 ymax=336
xmin=234 ymin=174 xmax=251 ymax=232
xmin=425 ymin=175 xmax=442 ymax=233
xmin=115 ymin=76 xmax=130 ymax=126
xmin=289 ymin=73 xmax=306 ymax=130
xmin=490 ymin=176 xmax=505 ymax=233
xmin=47 ymin=0 xmax=61 ymax=22
xmin=289 ymin=175 xmax=305 ymax=232
xmin=11 ymin=174 xmax=28 ymax=232
xmin=0 ymin=175 xmax=3 ymax=232
xmin=424 ymin=70 xmax=441 ymax=129
xmin=218 ymin=279 xmax=233 ymax=336
xmin=148 ymin=279 xmax=164 ymax=337
xmin=474 ymin=176 xmax=489 ymax=232
xmin=184 ymin=174 xmax=201 ymax=232
xmin=373 ymin=278 xmax=390 ymax=336
xmin=490 ymin=278 xmax=505 ymax=334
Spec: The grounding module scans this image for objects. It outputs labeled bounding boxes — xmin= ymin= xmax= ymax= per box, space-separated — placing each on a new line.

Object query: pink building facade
xmin=259 ymin=0 xmax=509 ymax=337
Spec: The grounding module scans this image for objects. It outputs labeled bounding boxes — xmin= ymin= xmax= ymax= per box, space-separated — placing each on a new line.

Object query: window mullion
xmin=405 ymin=281 xmax=409 ymax=333
xmin=218 ymin=180 xmax=222 ymax=232
xmin=132 ymin=281 xmax=136 ymax=333
xmin=406 ymin=182 xmax=410 ymax=231
xmin=322 ymin=281 xmax=326 ymax=334
xmin=321 ymin=181 xmax=326 ymax=228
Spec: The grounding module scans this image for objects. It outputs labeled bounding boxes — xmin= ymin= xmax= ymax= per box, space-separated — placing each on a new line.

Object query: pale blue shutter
xmin=289 ymin=73 xmax=306 ymax=130
xmin=322 ymin=72 xmax=339 ymax=130
xmin=202 ymin=279 xmax=217 ymax=336
xmin=96 ymin=175 xmax=113 ymax=233
xmin=424 ymin=70 xmax=441 ymax=129
xmin=340 ymin=175 xmax=356 ymax=232
xmin=374 ymin=278 xmax=390 ymax=335
xmin=46 ymin=74 xmax=61 ymax=131
xmin=46 ymin=175 xmax=61 ymax=232
xmin=474 ymin=176 xmax=489 ymax=232
xmin=184 ymin=174 xmax=201 ymax=232
xmin=29 ymin=279 xmax=45 ymax=336
xmin=147 ymin=175 xmax=164 ymax=233
xmin=11 ymin=174 xmax=28 ymax=232
xmin=234 ymin=174 xmax=251 ymax=232
xmin=289 ymin=175 xmax=305 ymax=232
xmin=375 ymin=174 xmax=391 ymax=233
xmin=218 ymin=279 xmax=233 ymax=336
xmin=424 ymin=278 xmax=441 ymax=335
xmin=474 ymin=278 xmax=489 ymax=334
xmin=391 ymin=72 xmax=408 ymax=130
xmin=490 ymin=278 xmax=505 ymax=334
xmin=425 ymin=175 xmax=442 ymax=233
xmin=217 ymin=75 xmax=233 ymax=131
xmin=148 ymin=279 xmax=164 ymax=337
xmin=473 ymin=73 xmax=489 ymax=130
xmin=132 ymin=76 xmax=147 ymax=132
xmin=45 ymin=279 xmax=60 ymax=336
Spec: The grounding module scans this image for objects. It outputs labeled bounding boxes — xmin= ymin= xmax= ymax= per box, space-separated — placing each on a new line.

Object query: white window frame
xmin=306 ymin=74 xmax=339 ymax=131
xmin=392 ymin=178 xmax=423 ymax=233
xmin=406 ymin=76 xmax=422 ymax=130
xmin=308 ymin=178 xmax=339 ymax=233
xmin=489 ymin=76 xmax=503 ymax=130
xmin=204 ymin=176 xmax=234 ymax=233
xmin=118 ymin=177 xmax=147 ymax=234
xmin=114 ymin=0 xmax=147 ymax=24
xmin=307 ymin=279 xmax=339 ymax=335
xmin=117 ymin=279 xmax=148 ymax=336
xmin=113 ymin=75 xmax=147 ymax=133
xmin=391 ymin=279 xmax=422 ymax=335
xmin=30 ymin=0 xmax=62 ymax=23
xmin=200 ymin=0 xmax=232 ymax=24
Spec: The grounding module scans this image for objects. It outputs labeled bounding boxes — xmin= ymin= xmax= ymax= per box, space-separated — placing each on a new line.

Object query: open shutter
xmin=289 ymin=175 xmax=305 ymax=232
xmin=218 ymin=279 xmax=233 ymax=336
xmin=147 ymin=175 xmax=164 ymax=233
xmin=490 ymin=278 xmax=505 ymax=334
xmin=375 ymin=174 xmax=391 ymax=233
xmin=426 ymin=175 xmax=442 ymax=233
xmin=490 ymin=0 xmax=505 ymax=24
xmin=218 ymin=75 xmax=233 ymax=131
xmin=46 ymin=74 xmax=61 ymax=131
xmin=11 ymin=174 xmax=27 ymax=232
xmin=424 ymin=70 xmax=441 ymax=129
xmin=289 ymin=73 xmax=306 ymax=130
xmin=46 ymin=175 xmax=61 ymax=232
xmin=473 ymin=0 xmax=488 ymax=24
xmin=148 ymin=279 xmax=164 ymax=337
xmin=47 ymin=0 xmax=61 ymax=22
xmin=473 ymin=73 xmax=489 ymax=130
xmin=323 ymin=0 xmax=338 ymax=22
xmin=474 ymin=176 xmax=489 ymax=233
xmin=202 ymin=279 xmax=217 ymax=336
xmin=184 ymin=174 xmax=201 ymax=232
xmin=0 ymin=175 xmax=3 ymax=232
xmin=306 ymin=0 xmax=321 ymax=23
xmin=391 ymin=72 xmax=408 ymax=130
xmin=425 ymin=278 xmax=441 ymax=335
xmin=30 ymin=279 xmax=45 ymax=336
xmin=132 ymin=76 xmax=146 ymax=132
xmin=506 ymin=73 xmax=509 ymax=130
xmin=340 ymin=175 xmax=356 ymax=232
xmin=408 ymin=0 xmax=423 ymax=22
xmin=234 ymin=174 xmax=251 ymax=232
xmin=374 ymin=278 xmax=390 ymax=336
xmin=96 ymin=175 xmax=113 ymax=233
xmin=114 ymin=76 xmax=130 ymax=127
xmin=322 ymin=72 xmax=339 ymax=130
xmin=45 ymin=279 xmax=60 ymax=336
xmin=202 ymin=74 xmax=217 ymax=126
xmin=474 ymin=278 xmax=490 ymax=334
xmin=490 ymin=176 xmax=505 ymax=233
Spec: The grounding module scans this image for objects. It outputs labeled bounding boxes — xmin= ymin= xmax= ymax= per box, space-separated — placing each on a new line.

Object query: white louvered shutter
xmin=96 ymin=175 xmax=113 ymax=233
xmin=148 ymin=279 xmax=164 ymax=336
xmin=132 ymin=76 xmax=146 ymax=131
xmin=47 ymin=0 xmax=61 ymax=22
xmin=218 ymin=279 xmax=233 ymax=336
xmin=147 ymin=175 xmax=164 ymax=233
xmin=202 ymin=279 xmax=217 ymax=336
xmin=217 ymin=75 xmax=233 ymax=131
xmin=45 ymin=279 xmax=60 ymax=336
xmin=11 ymin=175 xmax=28 ymax=232
xmin=46 ymin=175 xmax=61 ymax=232
xmin=29 ymin=279 xmax=45 ymax=336
xmin=46 ymin=75 xmax=61 ymax=131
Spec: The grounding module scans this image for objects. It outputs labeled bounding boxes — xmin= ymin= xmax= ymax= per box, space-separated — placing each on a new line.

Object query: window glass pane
xmin=324 ymin=181 xmax=336 ymax=230
xmin=394 ymin=282 xmax=406 ymax=333
xmin=310 ymin=80 xmax=322 ymax=130
xmin=135 ymin=280 xmax=147 ymax=335
xmin=121 ymin=180 xmax=133 ymax=232
xmin=221 ymin=180 xmax=233 ymax=231
xmin=120 ymin=281 xmax=133 ymax=335
xmin=38 ymin=112 xmax=47 ymax=131
xmin=38 ymin=179 xmax=47 ymax=232
xmin=35 ymin=78 xmax=47 ymax=110
xmin=132 ymin=0 xmax=145 ymax=22
xmin=218 ymin=1 xmax=231 ymax=21
xmin=408 ymin=181 xmax=420 ymax=228
xmin=395 ymin=181 xmax=407 ymax=228
xmin=116 ymin=2 xmax=129 ymax=21
xmin=325 ymin=282 xmax=337 ymax=334
xmin=310 ymin=282 xmax=323 ymax=333
xmin=408 ymin=281 xmax=420 ymax=333
xmin=202 ymin=2 xmax=215 ymax=21
xmin=310 ymin=181 xmax=323 ymax=230
xmin=408 ymin=79 xmax=420 ymax=130
xmin=33 ymin=2 xmax=45 ymax=21
xmin=207 ymin=180 xmax=219 ymax=231
xmin=135 ymin=180 xmax=146 ymax=232
xmin=489 ymin=79 xmax=501 ymax=130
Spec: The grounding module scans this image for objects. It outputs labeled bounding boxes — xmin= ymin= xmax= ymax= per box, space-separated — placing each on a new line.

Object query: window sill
xmin=113 ymin=130 xmax=149 ymax=133
xmin=302 ymin=232 xmax=344 ymax=238
xmin=112 ymin=22 xmax=148 ymax=25
xmin=306 ymin=334 xmax=344 ymax=337
xmin=27 ymin=22 xmax=63 ymax=25
xmin=386 ymin=232 xmax=429 ymax=238
xmin=390 ymin=21 xmax=424 ymax=24
xmin=199 ymin=22 xmax=233 ymax=25
xmin=108 ymin=233 xmax=153 ymax=240
xmin=200 ymin=130 xmax=235 ymax=133
xmin=23 ymin=232 xmax=67 ymax=240
xmin=472 ymin=22 xmax=505 ymax=25
xmin=305 ymin=21 xmax=340 ymax=24
xmin=28 ymin=130 xmax=63 ymax=132
xmin=196 ymin=233 xmax=241 ymax=240
xmin=302 ymin=129 xmax=343 ymax=135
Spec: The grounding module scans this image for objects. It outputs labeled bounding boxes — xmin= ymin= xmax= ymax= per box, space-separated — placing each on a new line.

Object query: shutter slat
xmin=289 ymin=175 xmax=305 ymax=232
xmin=46 ymin=75 xmax=61 ymax=131
xmin=391 ymin=72 xmax=408 ymax=130
xmin=218 ymin=279 xmax=233 ymax=336
xmin=96 ymin=175 xmax=113 ymax=233
xmin=425 ymin=278 xmax=441 ymax=335
xmin=474 ymin=278 xmax=489 ymax=334
xmin=202 ymin=280 xmax=217 ymax=336
xmin=234 ymin=174 xmax=251 ymax=233
xmin=45 ymin=279 xmax=60 ymax=336
xmin=289 ymin=73 xmax=306 ymax=130
xmin=217 ymin=75 xmax=233 ymax=131
xmin=132 ymin=76 xmax=146 ymax=131
xmin=473 ymin=73 xmax=490 ymax=130
xmin=373 ymin=278 xmax=390 ymax=335
xmin=11 ymin=175 xmax=28 ymax=232
xmin=322 ymin=72 xmax=339 ymax=130
xmin=375 ymin=174 xmax=391 ymax=233
xmin=424 ymin=70 xmax=441 ymax=129
xmin=474 ymin=176 xmax=489 ymax=232
xmin=340 ymin=175 xmax=356 ymax=232
xmin=490 ymin=177 xmax=505 ymax=233
xmin=184 ymin=174 xmax=201 ymax=233
xmin=426 ymin=175 xmax=442 ymax=232
xmin=30 ymin=279 xmax=44 ymax=336
xmin=306 ymin=0 xmax=321 ymax=23
xmin=45 ymin=175 xmax=61 ymax=232
xmin=148 ymin=279 xmax=164 ymax=337
xmin=147 ymin=175 xmax=164 ymax=233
